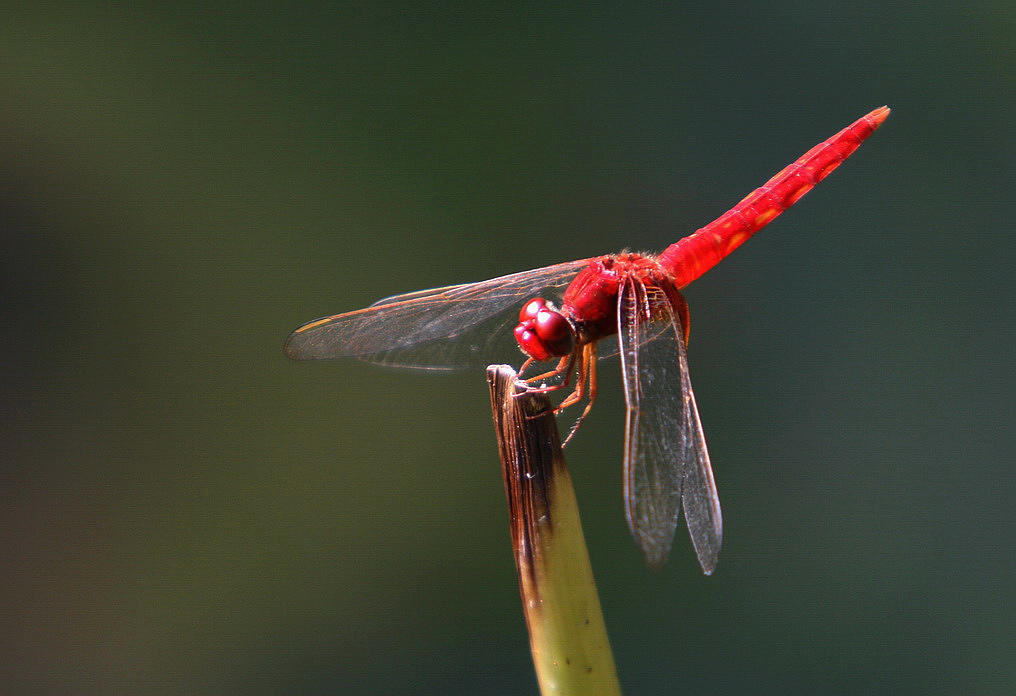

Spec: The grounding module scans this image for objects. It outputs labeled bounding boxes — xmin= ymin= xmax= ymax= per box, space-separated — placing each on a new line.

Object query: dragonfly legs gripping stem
xmin=518 ymin=343 xmax=598 ymax=446
xmin=519 ymin=352 xmax=576 ymax=391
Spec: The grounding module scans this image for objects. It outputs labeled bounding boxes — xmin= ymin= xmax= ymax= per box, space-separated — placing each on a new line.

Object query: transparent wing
xmin=674 ymin=308 xmax=723 ymax=574
xmin=284 ymin=259 xmax=591 ymax=370
xmin=618 ymin=278 xmax=722 ymax=572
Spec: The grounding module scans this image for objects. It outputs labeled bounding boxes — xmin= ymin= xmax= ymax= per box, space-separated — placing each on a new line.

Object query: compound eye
xmin=514 ymin=324 xmax=550 ymax=361
xmin=519 ymin=298 xmax=548 ymax=322
xmin=513 ymin=298 xmax=573 ymax=361
xmin=535 ymin=308 xmax=569 ymax=344
xmin=534 ymin=308 xmax=573 ymax=356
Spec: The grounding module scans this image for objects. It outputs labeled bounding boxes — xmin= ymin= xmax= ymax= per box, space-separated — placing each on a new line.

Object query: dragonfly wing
xmin=284 ymin=259 xmax=591 ymax=370
xmin=618 ymin=278 xmax=722 ymax=572
xmin=672 ymin=303 xmax=722 ymax=574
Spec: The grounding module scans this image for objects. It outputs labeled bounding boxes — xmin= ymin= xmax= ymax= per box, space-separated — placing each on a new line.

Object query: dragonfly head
xmin=514 ymin=298 xmax=575 ymax=361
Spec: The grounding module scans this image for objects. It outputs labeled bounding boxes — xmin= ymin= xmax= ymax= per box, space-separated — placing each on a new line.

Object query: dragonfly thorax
xmin=514 ymin=298 xmax=575 ymax=361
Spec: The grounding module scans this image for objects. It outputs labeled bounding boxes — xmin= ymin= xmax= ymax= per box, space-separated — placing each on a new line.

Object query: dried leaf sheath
xmin=487 ymin=366 xmax=621 ymax=696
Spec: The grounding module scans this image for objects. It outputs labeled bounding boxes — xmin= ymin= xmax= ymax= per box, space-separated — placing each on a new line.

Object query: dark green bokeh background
xmin=2 ymin=3 xmax=1012 ymax=694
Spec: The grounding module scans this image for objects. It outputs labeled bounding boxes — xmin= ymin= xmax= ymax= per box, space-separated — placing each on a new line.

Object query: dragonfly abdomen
xmin=659 ymin=107 xmax=890 ymax=289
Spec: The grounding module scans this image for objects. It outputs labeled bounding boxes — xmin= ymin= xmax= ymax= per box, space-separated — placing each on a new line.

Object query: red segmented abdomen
xmin=658 ymin=106 xmax=890 ymax=288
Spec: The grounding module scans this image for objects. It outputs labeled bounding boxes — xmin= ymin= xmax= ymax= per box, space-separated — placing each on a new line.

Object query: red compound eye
xmin=535 ymin=308 xmax=570 ymax=346
xmin=519 ymin=298 xmax=547 ymax=322
xmin=513 ymin=298 xmax=573 ymax=361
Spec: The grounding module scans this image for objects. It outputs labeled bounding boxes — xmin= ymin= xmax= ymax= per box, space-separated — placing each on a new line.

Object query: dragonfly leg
xmin=555 ymin=344 xmax=590 ymax=411
xmin=561 ymin=343 xmax=598 ymax=446
xmin=523 ymin=353 xmax=576 ymax=393
xmin=517 ymin=343 xmax=598 ymax=445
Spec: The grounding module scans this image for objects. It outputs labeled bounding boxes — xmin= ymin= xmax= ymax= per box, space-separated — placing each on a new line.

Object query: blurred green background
xmin=2 ymin=3 xmax=1012 ymax=695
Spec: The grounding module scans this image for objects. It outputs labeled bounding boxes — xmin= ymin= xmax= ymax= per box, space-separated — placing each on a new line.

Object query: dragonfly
xmin=285 ymin=107 xmax=890 ymax=573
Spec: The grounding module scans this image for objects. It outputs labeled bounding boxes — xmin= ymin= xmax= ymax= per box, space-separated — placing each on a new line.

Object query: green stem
xmin=488 ymin=365 xmax=621 ymax=696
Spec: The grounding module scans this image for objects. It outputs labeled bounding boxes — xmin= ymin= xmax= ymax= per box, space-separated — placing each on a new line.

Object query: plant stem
xmin=487 ymin=365 xmax=621 ymax=696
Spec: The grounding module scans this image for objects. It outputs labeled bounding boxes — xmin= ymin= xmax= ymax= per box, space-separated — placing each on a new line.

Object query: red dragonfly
xmin=285 ymin=107 xmax=890 ymax=573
